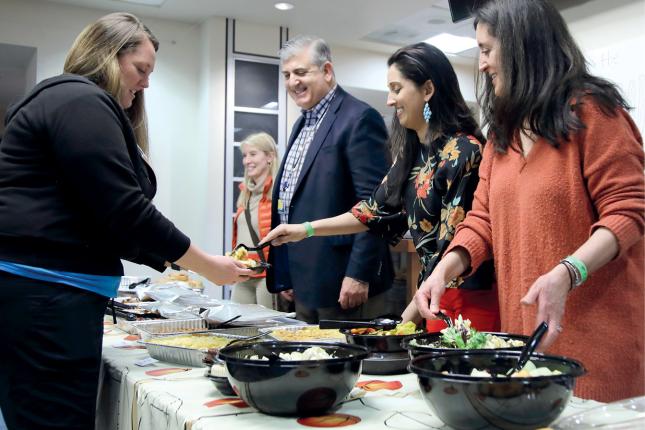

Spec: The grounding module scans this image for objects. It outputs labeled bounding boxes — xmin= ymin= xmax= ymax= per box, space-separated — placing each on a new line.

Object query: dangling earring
xmin=423 ymin=103 xmax=432 ymax=123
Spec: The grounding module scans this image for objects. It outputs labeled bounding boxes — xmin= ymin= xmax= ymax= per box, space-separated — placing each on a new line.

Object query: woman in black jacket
xmin=0 ymin=13 xmax=250 ymax=429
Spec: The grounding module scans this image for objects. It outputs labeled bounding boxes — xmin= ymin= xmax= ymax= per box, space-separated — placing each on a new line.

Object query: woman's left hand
xmin=520 ymin=264 xmax=571 ymax=351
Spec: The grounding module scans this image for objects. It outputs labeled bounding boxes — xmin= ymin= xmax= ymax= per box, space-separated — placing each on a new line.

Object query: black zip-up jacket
xmin=0 ymin=74 xmax=190 ymax=275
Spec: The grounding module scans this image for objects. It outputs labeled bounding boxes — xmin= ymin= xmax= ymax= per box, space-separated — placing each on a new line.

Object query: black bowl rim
xmin=401 ymin=331 xmax=529 ymax=351
xmin=340 ymin=328 xmax=423 ymax=339
xmin=217 ymin=340 xmax=370 ymax=365
xmin=339 ymin=328 xmax=422 ymax=342
xmin=409 ymin=349 xmax=587 ymax=381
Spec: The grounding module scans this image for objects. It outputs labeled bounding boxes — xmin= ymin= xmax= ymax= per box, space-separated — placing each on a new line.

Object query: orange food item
xmin=350 ymin=327 xmax=376 ymax=335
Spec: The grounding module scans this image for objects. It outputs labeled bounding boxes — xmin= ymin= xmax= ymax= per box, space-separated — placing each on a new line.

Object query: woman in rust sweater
xmin=415 ymin=0 xmax=644 ymax=402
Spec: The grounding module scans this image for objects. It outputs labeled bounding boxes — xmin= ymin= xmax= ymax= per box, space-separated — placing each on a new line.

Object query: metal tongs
xmin=436 ymin=311 xmax=453 ymax=328
xmin=319 ymin=315 xmax=402 ymax=330
xmin=233 ymin=241 xmax=271 ymax=253
xmin=128 ymin=277 xmax=151 ymax=289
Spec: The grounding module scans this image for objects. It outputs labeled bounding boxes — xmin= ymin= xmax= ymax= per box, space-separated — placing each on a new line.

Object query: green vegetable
xmin=438 ymin=315 xmax=487 ymax=349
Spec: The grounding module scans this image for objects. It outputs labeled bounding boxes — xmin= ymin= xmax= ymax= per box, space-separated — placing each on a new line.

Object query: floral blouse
xmin=351 ymin=132 xmax=494 ymax=290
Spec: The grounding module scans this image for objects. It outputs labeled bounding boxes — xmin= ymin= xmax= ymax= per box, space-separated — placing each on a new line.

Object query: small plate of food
xmin=227 ymin=246 xmax=271 ymax=273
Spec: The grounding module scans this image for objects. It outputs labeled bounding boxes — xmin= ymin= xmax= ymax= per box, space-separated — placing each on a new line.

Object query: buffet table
xmin=96 ymin=320 xmax=603 ymax=430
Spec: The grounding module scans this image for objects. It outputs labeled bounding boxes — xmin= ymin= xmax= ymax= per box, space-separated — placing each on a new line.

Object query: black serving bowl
xmin=402 ymin=331 xmax=529 ymax=359
xmin=217 ymin=341 xmax=369 ymax=416
xmin=409 ymin=350 xmax=586 ymax=430
xmin=341 ymin=328 xmax=419 ymax=353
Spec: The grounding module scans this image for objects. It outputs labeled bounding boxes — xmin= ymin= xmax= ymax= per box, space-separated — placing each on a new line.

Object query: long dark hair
xmin=385 ymin=42 xmax=484 ymax=207
xmin=474 ymin=0 xmax=629 ymax=152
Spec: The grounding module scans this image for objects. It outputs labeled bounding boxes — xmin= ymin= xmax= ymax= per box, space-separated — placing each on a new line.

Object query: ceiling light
xmin=424 ymin=32 xmax=478 ymax=54
xmin=274 ymin=2 xmax=294 ymax=11
xmin=113 ymin=0 xmax=166 ymax=6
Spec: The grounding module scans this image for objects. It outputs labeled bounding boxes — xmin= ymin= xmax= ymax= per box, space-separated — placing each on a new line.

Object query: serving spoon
xmin=319 ymin=315 xmax=401 ymax=330
xmin=233 ymin=242 xmax=271 ymax=253
xmin=226 ymin=331 xmax=271 ymax=346
xmin=507 ymin=321 xmax=548 ymax=375
xmin=435 ymin=311 xmax=453 ymax=328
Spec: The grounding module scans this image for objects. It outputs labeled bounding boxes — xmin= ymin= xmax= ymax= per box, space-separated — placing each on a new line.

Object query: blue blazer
xmin=267 ymin=86 xmax=394 ymax=309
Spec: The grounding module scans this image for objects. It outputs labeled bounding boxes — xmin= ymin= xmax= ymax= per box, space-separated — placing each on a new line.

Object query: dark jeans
xmin=0 ymin=271 xmax=108 ymax=430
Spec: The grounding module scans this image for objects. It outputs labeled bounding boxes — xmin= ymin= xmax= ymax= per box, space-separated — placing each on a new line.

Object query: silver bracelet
xmin=560 ymin=260 xmax=581 ymax=291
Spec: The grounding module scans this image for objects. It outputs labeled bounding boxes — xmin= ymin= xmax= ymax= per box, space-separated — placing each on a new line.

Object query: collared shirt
xmin=278 ymin=85 xmax=337 ymax=223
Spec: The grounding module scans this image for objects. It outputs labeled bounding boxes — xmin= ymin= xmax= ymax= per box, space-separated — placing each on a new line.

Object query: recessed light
xmin=424 ymin=32 xmax=478 ymax=54
xmin=274 ymin=2 xmax=294 ymax=11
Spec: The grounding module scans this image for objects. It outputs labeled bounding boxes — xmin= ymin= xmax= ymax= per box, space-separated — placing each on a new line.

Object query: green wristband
xmin=303 ymin=221 xmax=315 ymax=238
xmin=564 ymin=255 xmax=588 ymax=284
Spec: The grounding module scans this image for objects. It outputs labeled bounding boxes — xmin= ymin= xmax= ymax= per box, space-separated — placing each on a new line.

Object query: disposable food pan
xmin=116 ymin=317 xmax=166 ymax=334
xmin=259 ymin=325 xmax=347 ymax=342
xmin=134 ymin=318 xmax=209 ymax=341
xmin=140 ymin=332 xmax=248 ymax=367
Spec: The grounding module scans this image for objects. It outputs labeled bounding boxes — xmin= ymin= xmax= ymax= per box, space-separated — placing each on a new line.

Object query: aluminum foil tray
xmin=116 ymin=317 xmax=165 ymax=334
xmin=140 ymin=332 xmax=247 ymax=367
xmin=134 ymin=318 xmax=208 ymax=341
xmin=259 ymin=325 xmax=347 ymax=342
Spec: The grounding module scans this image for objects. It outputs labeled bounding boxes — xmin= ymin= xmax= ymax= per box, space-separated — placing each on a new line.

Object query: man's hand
xmin=338 ymin=277 xmax=369 ymax=310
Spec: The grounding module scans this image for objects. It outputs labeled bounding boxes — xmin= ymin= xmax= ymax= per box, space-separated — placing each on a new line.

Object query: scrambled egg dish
xmin=226 ymin=247 xmax=258 ymax=268
xmin=148 ymin=334 xmax=231 ymax=350
xmin=269 ymin=326 xmax=345 ymax=341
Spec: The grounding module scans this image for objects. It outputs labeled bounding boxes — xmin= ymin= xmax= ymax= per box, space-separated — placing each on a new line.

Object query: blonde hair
xmin=63 ymin=12 xmax=158 ymax=155
xmin=236 ymin=132 xmax=279 ymax=209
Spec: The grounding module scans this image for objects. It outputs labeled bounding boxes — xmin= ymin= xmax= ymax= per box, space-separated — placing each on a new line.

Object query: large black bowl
xmin=402 ymin=331 xmax=529 ymax=359
xmin=341 ymin=328 xmax=417 ymax=353
xmin=409 ymin=350 xmax=586 ymax=430
xmin=217 ymin=341 xmax=369 ymax=416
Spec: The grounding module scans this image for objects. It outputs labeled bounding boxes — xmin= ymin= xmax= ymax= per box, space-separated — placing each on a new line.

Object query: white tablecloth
xmin=96 ymin=320 xmax=604 ymax=430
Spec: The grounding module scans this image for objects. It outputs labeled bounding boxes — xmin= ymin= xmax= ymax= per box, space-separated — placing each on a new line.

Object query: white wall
xmin=564 ymin=0 xmax=645 ymax=133
xmin=197 ymin=17 xmax=228 ymax=297
xmin=563 ymin=0 xmax=644 ymax=49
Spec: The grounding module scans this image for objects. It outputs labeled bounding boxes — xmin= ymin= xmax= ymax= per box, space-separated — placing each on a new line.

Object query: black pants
xmin=0 ymin=271 xmax=108 ymax=430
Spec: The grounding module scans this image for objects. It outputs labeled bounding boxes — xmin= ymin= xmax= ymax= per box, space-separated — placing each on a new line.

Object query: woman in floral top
xmin=262 ymin=43 xmax=499 ymax=330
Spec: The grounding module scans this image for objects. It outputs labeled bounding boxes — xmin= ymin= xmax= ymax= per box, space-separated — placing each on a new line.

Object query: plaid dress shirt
xmin=278 ymin=86 xmax=337 ymax=224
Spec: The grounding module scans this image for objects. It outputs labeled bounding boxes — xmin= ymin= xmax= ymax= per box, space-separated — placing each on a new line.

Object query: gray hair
xmin=279 ymin=35 xmax=332 ymax=68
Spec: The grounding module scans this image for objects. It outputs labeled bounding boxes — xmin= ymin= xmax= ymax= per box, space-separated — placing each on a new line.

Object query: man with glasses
xmin=267 ymin=35 xmax=393 ymax=323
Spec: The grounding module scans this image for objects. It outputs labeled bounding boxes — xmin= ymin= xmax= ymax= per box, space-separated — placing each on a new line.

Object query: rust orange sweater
xmin=448 ymin=100 xmax=645 ymax=402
